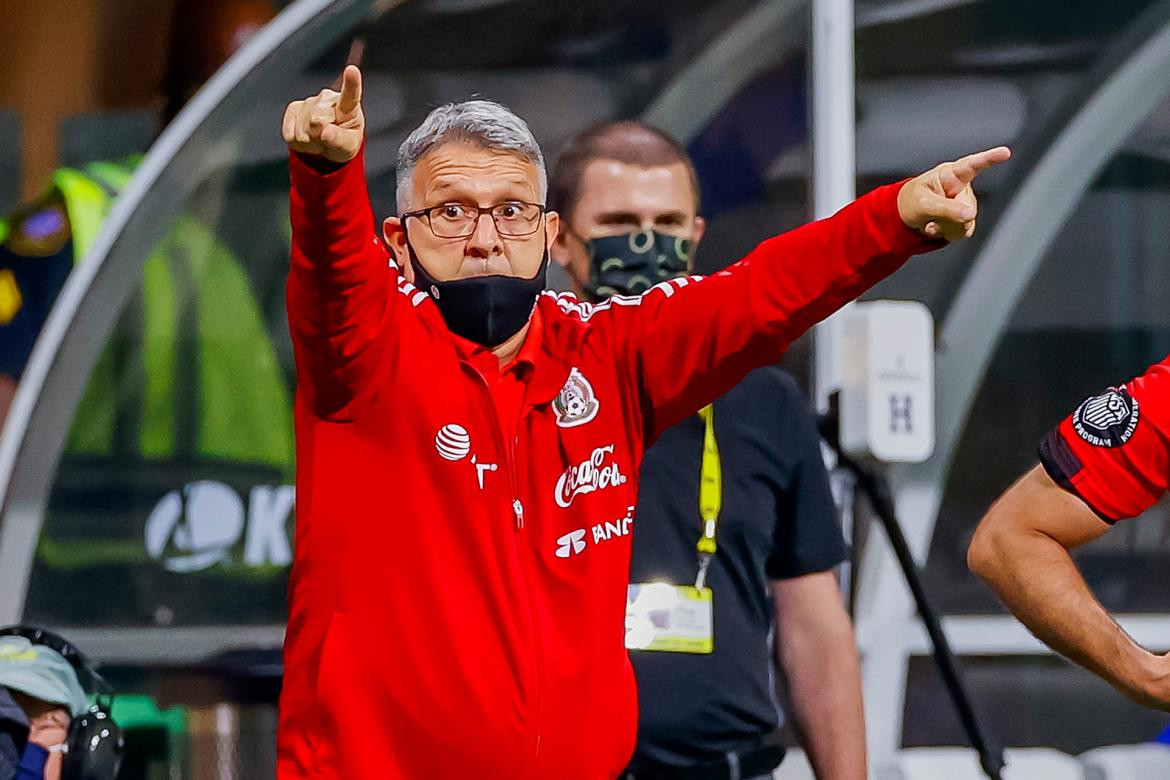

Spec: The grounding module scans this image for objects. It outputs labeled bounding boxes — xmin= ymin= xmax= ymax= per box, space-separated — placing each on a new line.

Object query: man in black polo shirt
xmin=550 ymin=122 xmax=864 ymax=779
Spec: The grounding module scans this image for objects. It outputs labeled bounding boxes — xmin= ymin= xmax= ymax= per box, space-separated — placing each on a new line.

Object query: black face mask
xmin=584 ymin=229 xmax=692 ymax=300
xmin=404 ymin=228 xmax=549 ymax=348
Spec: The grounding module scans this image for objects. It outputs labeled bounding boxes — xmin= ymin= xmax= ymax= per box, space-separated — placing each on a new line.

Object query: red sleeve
xmin=286 ymin=146 xmax=398 ymax=420
xmin=1038 ymin=357 xmax=1170 ymax=522
xmin=578 ymin=181 xmax=939 ymax=439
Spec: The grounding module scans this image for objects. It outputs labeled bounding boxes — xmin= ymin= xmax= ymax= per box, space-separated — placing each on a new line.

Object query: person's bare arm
xmin=968 ymin=465 xmax=1170 ymax=709
xmin=773 ymin=571 xmax=865 ymax=780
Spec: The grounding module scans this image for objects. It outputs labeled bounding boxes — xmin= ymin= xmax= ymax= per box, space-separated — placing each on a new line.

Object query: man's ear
xmin=546 ymin=211 xmax=571 ymax=269
xmin=383 ymin=216 xmax=409 ymax=269
xmin=691 ymin=216 xmax=707 ymax=251
xmin=687 ymin=215 xmax=707 ymax=273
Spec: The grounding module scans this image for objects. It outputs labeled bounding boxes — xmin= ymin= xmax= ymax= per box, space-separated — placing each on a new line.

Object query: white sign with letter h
xmin=840 ymin=301 xmax=935 ymax=463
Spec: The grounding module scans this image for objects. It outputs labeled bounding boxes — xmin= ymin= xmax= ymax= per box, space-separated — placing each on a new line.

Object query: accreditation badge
xmin=624 ymin=582 xmax=713 ymax=654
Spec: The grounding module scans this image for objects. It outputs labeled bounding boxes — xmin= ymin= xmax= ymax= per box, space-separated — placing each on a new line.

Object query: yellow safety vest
xmin=51 ymin=160 xmax=293 ymax=470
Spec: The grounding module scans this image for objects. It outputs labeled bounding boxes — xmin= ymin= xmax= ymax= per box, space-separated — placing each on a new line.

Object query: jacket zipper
xmin=512 ymin=425 xmax=545 ymax=777
xmin=467 ymin=369 xmax=544 ymax=776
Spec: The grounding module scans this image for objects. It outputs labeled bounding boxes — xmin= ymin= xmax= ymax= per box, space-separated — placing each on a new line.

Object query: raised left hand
xmin=898 ymin=146 xmax=1011 ymax=241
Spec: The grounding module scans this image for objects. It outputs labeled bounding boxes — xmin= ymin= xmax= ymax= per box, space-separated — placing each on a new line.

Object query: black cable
xmin=819 ymin=415 xmax=1006 ymax=780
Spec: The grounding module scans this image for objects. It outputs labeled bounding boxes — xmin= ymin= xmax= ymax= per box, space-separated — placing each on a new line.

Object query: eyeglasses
xmin=401 ymin=201 xmax=546 ymax=238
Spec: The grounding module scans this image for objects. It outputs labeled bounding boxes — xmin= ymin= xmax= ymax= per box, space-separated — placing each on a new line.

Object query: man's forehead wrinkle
xmin=418 ymin=145 xmax=537 ymax=180
xmin=428 ymin=173 xmax=532 ymax=194
xmin=418 ymin=150 xmax=540 ymax=205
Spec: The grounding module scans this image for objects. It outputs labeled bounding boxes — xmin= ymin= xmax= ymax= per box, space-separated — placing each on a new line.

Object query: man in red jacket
xmin=969 ymin=356 xmax=1170 ymax=711
xmin=279 ymin=65 xmax=1009 ymax=778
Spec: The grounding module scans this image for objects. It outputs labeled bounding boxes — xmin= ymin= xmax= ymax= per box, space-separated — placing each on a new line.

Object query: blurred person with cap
xmin=549 ymin=120 xmax=863 ymax=780
xmin=0 ymin=631 xmax=96 ymax=780
xmin=279 ymin=64 xmax=1008 ymax=778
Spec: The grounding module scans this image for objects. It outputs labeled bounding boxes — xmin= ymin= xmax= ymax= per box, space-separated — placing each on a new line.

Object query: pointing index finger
xmin=338 ymin=65 xmax=363 ymax=115
xmin=951 ymin=146 xmax=1011 ymax=185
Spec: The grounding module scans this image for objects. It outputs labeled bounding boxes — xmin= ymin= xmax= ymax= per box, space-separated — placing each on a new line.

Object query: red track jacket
xmin=277 ymin=148 xmax=936 ymax=779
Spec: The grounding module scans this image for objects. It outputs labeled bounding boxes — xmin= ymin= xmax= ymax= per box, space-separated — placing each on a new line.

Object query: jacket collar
xmin=444 ymin=296 xmax=574 ymax=407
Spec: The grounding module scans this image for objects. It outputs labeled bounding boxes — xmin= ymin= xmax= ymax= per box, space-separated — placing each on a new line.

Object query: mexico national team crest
xmin=554 ymin=368 xmax=599 ymax=428
xmin=1073 ymin=387 xmax=1139 ymax=448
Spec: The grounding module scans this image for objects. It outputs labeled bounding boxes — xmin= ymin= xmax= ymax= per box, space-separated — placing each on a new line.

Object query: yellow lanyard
xmin=696 ymin=404 xmax=722 ymax=588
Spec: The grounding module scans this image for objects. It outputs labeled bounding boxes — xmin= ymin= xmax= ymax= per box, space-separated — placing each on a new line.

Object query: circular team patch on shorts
xmin=1072 ymin=387 xmax=1140 ymax=448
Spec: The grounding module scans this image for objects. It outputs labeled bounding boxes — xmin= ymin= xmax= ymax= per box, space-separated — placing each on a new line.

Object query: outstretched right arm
xmin=284 ymin=66 xmax=398 ymax=419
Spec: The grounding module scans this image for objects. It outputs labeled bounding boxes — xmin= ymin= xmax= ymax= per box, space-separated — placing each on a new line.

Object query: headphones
xmin=0 ymin=626 xmax=124 ymax=780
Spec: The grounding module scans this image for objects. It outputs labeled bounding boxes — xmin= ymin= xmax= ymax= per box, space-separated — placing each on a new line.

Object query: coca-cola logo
xmin=555 ymin=445 xmax=628 ymax=508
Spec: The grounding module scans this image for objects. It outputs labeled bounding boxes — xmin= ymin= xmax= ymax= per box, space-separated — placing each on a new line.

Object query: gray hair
xmin=395 ymin=99 xmax=548 ymax=212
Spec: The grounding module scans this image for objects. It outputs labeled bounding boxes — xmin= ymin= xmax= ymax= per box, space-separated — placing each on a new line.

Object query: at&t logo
xmin=435 ymin=423 xmax=498 ymax=489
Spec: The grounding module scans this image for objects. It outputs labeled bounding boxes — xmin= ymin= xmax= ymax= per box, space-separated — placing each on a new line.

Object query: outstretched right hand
xmin=282 ymin=65 xmax=365 ymax=163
